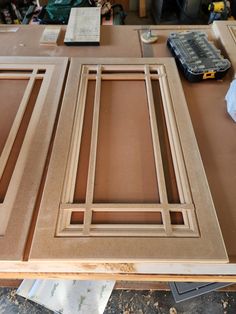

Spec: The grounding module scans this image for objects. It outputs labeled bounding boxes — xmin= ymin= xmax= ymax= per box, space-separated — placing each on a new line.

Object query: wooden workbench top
xmin=0 ymin=25 xmax=141 ymax=57
xmin=0 ymin=22 xmax=236 ymax=280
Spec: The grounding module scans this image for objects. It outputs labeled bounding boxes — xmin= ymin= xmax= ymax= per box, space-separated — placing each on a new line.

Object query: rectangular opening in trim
xmin=70 ymin=211 xmax=84 ymax=224
xmin=0 ymin=79 xmax=42 ymax=202
xmin=0 ymin=79 xmax=28 ymax=156
xmin=170 ymin=211 xmax=184 ymax=225
xmin=152 ymin=80 xmax=180 ymax=204
xmin=94 ymin=80 xmax=159 ymax=203
xmin=73 ymin=80 xmax=95 ymax=203
xmin=92 ymin=211 xmax=163 ymax=224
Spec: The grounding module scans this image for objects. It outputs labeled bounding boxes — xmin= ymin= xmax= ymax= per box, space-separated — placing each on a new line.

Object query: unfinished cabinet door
xmin=0 ymin=57 xmax=68 ymax=260
xmin=30 ymin=58 xmax=227 ymax=263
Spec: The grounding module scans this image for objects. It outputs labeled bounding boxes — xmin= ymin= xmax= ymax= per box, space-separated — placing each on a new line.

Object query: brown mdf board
xmin=138 ymin=26 xmax=236 ymax=263
xmin=0 ymin=25 xmax=141 ymax=58
xmin=0 ymin=56 xmax=68 ymax=261
xmin=180 ymin=74 xmax=236 ymax=261
xmin=138 ymin=25 xmax=213 ymax=58
xmin=30 ymin=57 xmax=227 ymax=263
xmin=213 ymin=21 xmax=236 ymax=71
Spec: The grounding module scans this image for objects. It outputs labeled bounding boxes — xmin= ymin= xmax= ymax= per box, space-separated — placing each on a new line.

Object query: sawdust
xmin=79 ymin=263 xmax=136 ymax=272
xmin=221 ymin=299 xmax=228 ymax=309
xmin=169 ymin=307 xmax=177 ymax=314
xmin=7 ymin=289 xmax=19 ymax=306
xmin=80 ymin=263 xmax=98 ymax=271
xmin=103 ymin=263 xmax=136 ymax=273
xmin=153 ymin=301 xmax=159 ymax=308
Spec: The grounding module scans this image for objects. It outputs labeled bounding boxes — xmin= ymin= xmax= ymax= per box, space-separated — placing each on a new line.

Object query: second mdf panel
xmin=30 ymin=58 xmax=227 ymax=263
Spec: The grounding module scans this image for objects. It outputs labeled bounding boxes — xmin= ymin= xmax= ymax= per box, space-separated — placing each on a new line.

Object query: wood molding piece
xmin=0 ymin=272 xmax=236 ymax=283
xmin=30 ymin=58 xmax=227 ymax=263
xmin=0 ymin=56 xmax=68 ymax=260
xmin=114 ymin=281 xmax=236 ymax=291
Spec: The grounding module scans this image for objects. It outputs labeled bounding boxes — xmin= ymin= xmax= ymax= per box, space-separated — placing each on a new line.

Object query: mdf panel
xmin=0 ymin=57 xmax=68 ymax=260
xmin=30 ymin=58 xmax=227 ymax=263
xmin=138 ymin=24 xmax=236 ymax=262
xmin=0 ymin=25 xmax=141 ymax=58
xmin=213 ymin=21 xmax=236 ymax=72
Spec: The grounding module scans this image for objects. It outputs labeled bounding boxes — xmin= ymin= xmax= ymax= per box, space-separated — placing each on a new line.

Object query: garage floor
xmin=0 ymin=287 xmax=236 ymax=313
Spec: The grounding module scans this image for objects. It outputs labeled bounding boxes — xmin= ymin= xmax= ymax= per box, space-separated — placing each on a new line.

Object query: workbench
xmin=0 ymin=22 xmax=236 ymax=282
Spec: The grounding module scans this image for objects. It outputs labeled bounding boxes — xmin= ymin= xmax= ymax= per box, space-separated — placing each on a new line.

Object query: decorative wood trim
xmin=0 ymin=270 xmax=236 ymax=282
xmin=0 ymin=272 xmax=230 ymax=282
xmin=145 ymin=65 xmax=168 ymax=204
xmin=0 ymin=65 xmax=54 ymax=235
xmin=61 ymin=65 xmax=86 ymax=203
xmin=0 ymin=57 xmax=68 ymax=260
xmin=30 ymin=58 xmax=227 ymax=263
xmin=58 ymin=63 xmax=197 ymax=238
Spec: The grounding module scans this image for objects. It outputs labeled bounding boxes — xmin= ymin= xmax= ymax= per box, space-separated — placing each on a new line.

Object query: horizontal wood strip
xmin=85 ymin=74 xmax=160 ymax=80
xmin=0 ymin=272 xmax=235 ymax=283
xmin=60 ymin=203 xmax=194 ymax=211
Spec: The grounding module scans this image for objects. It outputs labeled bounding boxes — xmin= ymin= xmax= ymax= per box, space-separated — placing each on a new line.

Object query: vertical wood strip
xmin=162 ymin=210 xmax=172 ymax=236
xmin=0 ymin=68 xmax=37 ymax=179
xmin=158 ymin=65 xmax=192 ymax=204
xmin=145 ymin=65 xmax=168 ymax=204
xmin=83 ymin=65 xmax=102 ymax=235
xmin=139 ymin=0 xmax=146 ymax=17
xmin=61 ymin=66 xmax=89 ymax=203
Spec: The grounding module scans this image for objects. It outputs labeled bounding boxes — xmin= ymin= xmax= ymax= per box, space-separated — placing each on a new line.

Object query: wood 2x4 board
xmin=29 ymin=58 xmax=227 ymax=263
xmin=0 ymin=57 xmax=68 ymax=260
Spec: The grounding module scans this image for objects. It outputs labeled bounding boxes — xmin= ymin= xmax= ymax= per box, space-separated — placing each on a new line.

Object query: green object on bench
xmin=45 ymin=0 xmax=91 ymax=23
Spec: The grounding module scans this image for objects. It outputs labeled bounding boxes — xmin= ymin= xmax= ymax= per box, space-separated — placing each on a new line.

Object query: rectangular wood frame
xmin=30 ymin=58 xmax=227 ymax=263
xmin=0 ymin=57 xmax=68 ymax=260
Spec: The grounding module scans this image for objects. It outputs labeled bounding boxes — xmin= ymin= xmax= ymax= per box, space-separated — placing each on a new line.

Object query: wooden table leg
xmin=139 ymin=0 xmax=146 ymax=17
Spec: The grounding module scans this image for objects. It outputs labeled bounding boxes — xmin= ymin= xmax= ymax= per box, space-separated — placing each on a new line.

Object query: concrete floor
xmin=0 ymin=287 xmax=236 ymax=313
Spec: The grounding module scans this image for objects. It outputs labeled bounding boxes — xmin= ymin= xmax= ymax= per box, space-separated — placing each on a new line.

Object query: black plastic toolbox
xmin=167 ymin=31 xmax=231 ymax=82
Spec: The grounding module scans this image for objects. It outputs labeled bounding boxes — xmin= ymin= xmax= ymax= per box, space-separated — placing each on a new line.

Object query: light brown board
xmin=29 ymin=58 xmax=227 ymax=263
xmin=0 ymin=57 xmax=68 ymax=260
xmin=137 ymin=25 xmax=236 ymax=262
xmin=0 ymin=25 xmax=141 ymax=58
xmin=213 ymin=21 xmax=236 ymax=72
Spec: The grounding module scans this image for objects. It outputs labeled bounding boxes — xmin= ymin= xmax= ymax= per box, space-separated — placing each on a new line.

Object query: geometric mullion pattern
xmin=57 ymin=64 xmax=199 ymax=237
xmin=0 ymin=64 xmax=54 ymax=236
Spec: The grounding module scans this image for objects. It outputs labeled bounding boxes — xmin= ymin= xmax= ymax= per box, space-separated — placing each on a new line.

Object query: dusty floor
xmin=0 ymin=287 xmax=236 ymax=313
xmin=104 ymin=290 xmax=236 ymax=314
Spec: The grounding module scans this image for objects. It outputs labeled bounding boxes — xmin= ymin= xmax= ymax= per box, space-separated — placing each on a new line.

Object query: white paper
xmin=225 ymin=79 xmax=236 ymax=122
xmin=64 ymin=7 xmax=101 ymax=43
xmin=17 ymin=279 xmax=115 ymax=314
